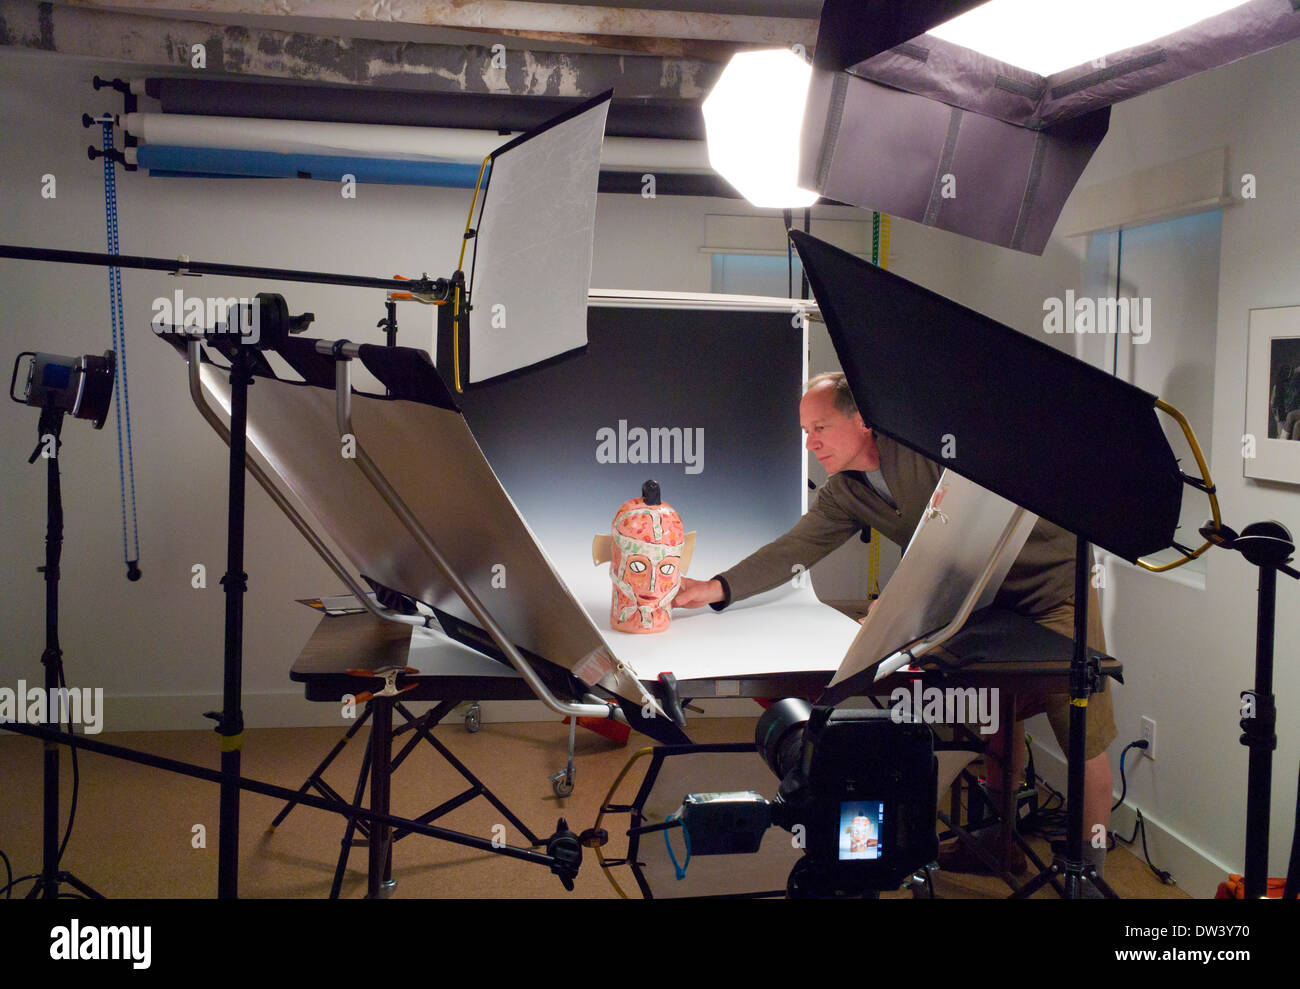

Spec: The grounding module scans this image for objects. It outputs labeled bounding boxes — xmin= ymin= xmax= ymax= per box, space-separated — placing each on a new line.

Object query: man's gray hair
xmin=805 ymin=371 xmax=858 ymax=418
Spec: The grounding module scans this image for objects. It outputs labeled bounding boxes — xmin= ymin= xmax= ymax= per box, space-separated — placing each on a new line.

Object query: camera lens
xmin=756 ymin=697 xmax=811 ymax=779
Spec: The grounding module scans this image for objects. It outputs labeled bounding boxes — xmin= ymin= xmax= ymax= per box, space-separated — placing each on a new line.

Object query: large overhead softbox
xmin=802 ymin=0 xmax=1300 ymax=252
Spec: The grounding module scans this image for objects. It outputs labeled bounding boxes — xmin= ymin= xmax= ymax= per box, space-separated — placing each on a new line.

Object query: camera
xmin=679 ymin=700 xmax=938 ymax=897
xmin=758 ymin=699 xmax=938 ymax=896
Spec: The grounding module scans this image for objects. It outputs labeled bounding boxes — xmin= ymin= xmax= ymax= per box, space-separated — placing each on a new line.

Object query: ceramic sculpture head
xmin=608 ymin=480 xmax=685 ymax=634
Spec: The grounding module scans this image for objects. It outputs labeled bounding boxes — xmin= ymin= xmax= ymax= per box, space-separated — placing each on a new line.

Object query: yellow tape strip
xmin=220 ymin=733 xmax=243 ymax=752
xmin=867 ymin=528 xmax=880 ymax=598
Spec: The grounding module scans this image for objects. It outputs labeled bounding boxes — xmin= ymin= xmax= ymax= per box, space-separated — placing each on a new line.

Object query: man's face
xmin=800 ymin=383 xmax=874 ymax=474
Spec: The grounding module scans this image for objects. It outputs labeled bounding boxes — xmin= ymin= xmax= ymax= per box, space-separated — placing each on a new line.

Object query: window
xmin=1081 ymin=210 xmax=1223 ymax=574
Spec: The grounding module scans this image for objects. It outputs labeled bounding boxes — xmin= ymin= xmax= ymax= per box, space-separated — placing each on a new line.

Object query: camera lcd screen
xmin=838 ymin=800 xmax=884 ymax=861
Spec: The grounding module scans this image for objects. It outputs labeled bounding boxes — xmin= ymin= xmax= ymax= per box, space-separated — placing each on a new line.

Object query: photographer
xmin=676 ymin=372 xmax=1115 ymax=891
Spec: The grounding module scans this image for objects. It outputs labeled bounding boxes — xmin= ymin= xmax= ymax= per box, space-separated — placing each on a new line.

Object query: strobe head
xmin=10 ymin=350 xmax=115 ymax=428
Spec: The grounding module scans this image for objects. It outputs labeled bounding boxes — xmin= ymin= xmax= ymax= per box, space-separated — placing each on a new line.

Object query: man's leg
xmin=986 ymin=710 xmax=1113 ymax=843
xmin=944 ymin=713 xmax=1028 ymax=873
xmin=1085 ymin=748 xmax=1114 ymax=842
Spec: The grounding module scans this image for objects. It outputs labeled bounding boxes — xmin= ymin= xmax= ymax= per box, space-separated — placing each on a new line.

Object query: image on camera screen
xmin=838 ymin=801 xmax=884 ymax=860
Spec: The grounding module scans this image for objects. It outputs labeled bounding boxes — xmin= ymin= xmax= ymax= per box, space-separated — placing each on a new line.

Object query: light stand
xmin=25 ymin=402 xmax=103 ymax=900
xmin=1201 ymin=520 xmax=1299 ymax=898
xmin=208 ymin=342 xmax=253 ymax=899
xmin=1010 ymin=537 xmax=1116 ymax=899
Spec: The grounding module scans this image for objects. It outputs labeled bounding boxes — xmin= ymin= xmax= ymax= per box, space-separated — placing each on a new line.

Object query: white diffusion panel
xmin=467 ymin=97 xmax=610 ymax=383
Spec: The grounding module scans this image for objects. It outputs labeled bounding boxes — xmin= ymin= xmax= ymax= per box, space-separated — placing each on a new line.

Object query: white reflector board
xmin=466 ymin=94 xmax=610 ymax=384
xmin=829 ymin=470 xmax=1038 ymax=691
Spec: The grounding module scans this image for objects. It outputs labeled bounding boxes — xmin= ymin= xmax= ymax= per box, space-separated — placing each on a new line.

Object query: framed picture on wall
xmin=1245 ymin=305 xmax=1300 ymax=484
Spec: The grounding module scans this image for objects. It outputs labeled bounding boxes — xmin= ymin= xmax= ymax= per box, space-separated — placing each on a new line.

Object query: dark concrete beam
xmin=0 ymin=1 xmax=723 ymax=98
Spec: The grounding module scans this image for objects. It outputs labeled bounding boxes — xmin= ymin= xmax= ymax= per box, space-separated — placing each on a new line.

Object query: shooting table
xmin=290 ymin=604 xmax=1122 ymax=897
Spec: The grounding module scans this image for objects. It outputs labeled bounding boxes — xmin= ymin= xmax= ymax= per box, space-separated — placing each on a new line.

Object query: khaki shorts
xmin=1016 ymin=586 xmax=1118 ymax=761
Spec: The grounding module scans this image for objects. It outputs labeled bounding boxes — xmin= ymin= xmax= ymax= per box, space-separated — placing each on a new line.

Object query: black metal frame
xmin=0 ymin=244 xmax=449 ymax=299
xmin=272 ymin=695 xmax=543 ymax=899
xmin=3 ymin=719 xmax=561 ymax=871
xmin=599 ymin=743 xmax=786 ymax=900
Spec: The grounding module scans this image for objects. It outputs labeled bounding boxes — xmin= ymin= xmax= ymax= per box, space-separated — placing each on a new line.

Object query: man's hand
xmin=675 ymin=577 xmax=724 ymax=609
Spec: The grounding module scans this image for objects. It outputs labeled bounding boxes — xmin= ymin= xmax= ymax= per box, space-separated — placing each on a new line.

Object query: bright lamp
xmin=703 ymin=49 xmax=818 ymax=209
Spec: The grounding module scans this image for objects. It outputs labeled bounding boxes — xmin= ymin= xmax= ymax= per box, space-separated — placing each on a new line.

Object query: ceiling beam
xmin=0 ymin=0 xmax=723 ymax=97
xmin=59 ymin=0 xmax=817 ymax=48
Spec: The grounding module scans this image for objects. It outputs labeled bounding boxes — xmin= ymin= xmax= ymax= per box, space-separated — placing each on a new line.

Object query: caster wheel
xmin=465 ymin=704 xmax=481 ymax=733
xmin=551 ymin=773 xmax=574 ymax=797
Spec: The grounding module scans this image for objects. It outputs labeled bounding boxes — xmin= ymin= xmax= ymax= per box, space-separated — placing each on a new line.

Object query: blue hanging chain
xmin=102 ymin=121 xmax=141 ymax=579
xmin=662 ymin=811 xmax=692 ymax=880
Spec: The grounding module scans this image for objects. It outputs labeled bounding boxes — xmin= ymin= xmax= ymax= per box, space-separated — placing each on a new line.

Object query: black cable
xmin=1114 ymin=809 xmax=1174 ymax=885
xmin=1018 ymin=748 xmax=1067 ymax=841
xmin=0 ymin=849 xmax=10 ymax=898
xmin=56 ymin=663 xmax=81 ymax=867
xmin=783 ymin=208 xmax=793 ymax=299
xmin=1111 ymin=740 xmax=1148 ymax=811
xmin=801 ymin=207 xmax=811 ymax=300
xmin=1011 ymin=736 xmax=1174 ymax=887
xmin=1103 ymin=738 xmax=1172 ymax=883
xmin=1112 ymin=227 xmax=1123 ymax=376
xmin=0 ymin=873 xmax=41 ymax=898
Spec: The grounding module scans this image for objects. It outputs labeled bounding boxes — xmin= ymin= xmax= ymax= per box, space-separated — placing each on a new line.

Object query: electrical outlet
xmin=1140 ymin=716 xmax=1156 ymax=760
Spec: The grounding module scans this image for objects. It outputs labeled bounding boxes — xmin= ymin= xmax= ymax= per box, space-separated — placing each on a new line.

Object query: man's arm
xmin=677 ymin=478 xmax=865 ymax=610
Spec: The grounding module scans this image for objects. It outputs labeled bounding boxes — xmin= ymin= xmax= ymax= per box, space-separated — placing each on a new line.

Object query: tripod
xmin=25 ymin=404 xmax=103 ymax=900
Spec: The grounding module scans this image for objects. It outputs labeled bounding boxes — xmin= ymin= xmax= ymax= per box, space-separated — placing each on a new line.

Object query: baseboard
xmin=1028 ymin=738 xmax=1239 ymax=899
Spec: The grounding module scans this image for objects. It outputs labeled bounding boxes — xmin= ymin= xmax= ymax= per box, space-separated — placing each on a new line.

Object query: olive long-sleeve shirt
xmin=714 ymin=435 xmax=1078 ymax=617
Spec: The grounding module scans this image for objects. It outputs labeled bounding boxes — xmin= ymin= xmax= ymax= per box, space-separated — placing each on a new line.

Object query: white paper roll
xmin=119 ymin=112 xmax=711 ymax=172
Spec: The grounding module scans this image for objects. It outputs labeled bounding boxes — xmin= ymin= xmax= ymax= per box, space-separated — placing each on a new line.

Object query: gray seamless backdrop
xmin=452 ymin=307 xmax=805 ymax=581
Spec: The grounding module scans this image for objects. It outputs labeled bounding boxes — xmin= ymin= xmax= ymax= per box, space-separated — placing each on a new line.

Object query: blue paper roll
xmin=136 ymin=145 xmax=487 ymax=188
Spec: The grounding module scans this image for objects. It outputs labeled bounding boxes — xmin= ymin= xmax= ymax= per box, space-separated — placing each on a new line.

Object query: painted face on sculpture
xmin=847 ymin=815 xmax=876 ymax=853
xmin=609 ymin=497 xmax=685 ymax=634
